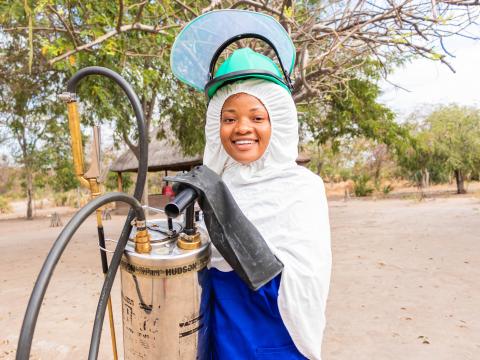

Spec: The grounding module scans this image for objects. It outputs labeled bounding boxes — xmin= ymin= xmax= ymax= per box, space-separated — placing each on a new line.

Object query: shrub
xmin=353 ymin=174 xmax=374 ymax=197
xmin=382 ymin=184 xmax=394 ymax=195
xmin=53 ymin=192 xmax=69 ymax=206
xmin=0 ymin=196 xmax=12 ymax=214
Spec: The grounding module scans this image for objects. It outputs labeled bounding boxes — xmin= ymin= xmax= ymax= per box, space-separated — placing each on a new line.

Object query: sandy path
xmin=324 ymin=196 xmax=480 ymax=360
xmin=0 ymin=196 xmax=479 ymax=359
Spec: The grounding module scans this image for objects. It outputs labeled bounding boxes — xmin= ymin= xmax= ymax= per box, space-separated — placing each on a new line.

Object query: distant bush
xmin=353 ymin=174 xmax=374 ymax=197
xmin=53 ymin=192 xmax=69 ymax=206
xmin=52 ymin=190 xmax=87 ymax=208
xmin=0 ymin=196 xmax=12 ymax=214
xmin=382 ymin=184 xmax=394 ymax=195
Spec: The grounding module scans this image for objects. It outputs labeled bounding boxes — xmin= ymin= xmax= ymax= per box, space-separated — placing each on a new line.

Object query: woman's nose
xmin=234 ymin=118 xmax=252 ymax=134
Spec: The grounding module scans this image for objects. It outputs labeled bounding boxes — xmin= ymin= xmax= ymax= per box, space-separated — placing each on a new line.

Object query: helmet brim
xmin=205 ymin=70 xmax=291 ymax=99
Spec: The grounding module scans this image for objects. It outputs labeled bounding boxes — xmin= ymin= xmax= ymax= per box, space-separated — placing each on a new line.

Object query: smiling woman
xmin=220 ymin=93 xmax=272 ymax=164
xmin=202 ymin=76 xmax=331 ymax=360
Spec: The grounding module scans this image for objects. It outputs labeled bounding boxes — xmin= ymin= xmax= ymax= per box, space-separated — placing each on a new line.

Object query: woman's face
xmin=220 ymin=93 xmax=271 ymax=164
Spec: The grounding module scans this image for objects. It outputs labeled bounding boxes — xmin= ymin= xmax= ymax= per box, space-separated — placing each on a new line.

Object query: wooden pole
xmin=117 ymin=172 xmax=123 ymax=192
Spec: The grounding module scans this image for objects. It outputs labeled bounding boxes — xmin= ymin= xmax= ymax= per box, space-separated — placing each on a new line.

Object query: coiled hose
xmin=16 ymin=67 xmax=149 ymax=360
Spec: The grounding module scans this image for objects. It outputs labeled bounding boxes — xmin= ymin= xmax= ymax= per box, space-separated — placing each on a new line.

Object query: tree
xmin=0 ymin=17 xmax=71 ymax=218
xmin=427 ymin=105 xmax=480 ymax=194
xmin=396 ymin=122 xmax=441 ymax=195
xmin=3 ymin=1 xmax=480 ymax=150
xmin=2 ymin=0 xmax=480 ymax=189
xmin=2 ymin=1 xmax=193 ymax=158
xmin=397 ymin=105 xmax=480 ymax=195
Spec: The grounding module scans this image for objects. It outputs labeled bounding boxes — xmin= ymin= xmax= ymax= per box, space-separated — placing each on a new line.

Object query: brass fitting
xmin=88 ymin=179 xmax=103 ymax=226
xmin=88 ymin=178 xmax=102 ymax=198
xmin=66 ymin=101 xmax=89 ymax=189
xmin=134 ymin=228 xmax=152 ymax=254
xmin=177 ymin=232 xmax=201 ymax=250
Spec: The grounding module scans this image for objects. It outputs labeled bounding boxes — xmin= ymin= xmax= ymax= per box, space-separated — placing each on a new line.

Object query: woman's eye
xmin=254 ymin=116 xmax=264 ymax=122
xmin=222 ymin=118 xmax=235 ymax=123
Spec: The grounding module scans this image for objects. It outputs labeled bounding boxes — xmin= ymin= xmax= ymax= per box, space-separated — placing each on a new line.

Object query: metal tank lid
xmin=126 ymin=219 xmax=210 ymax=263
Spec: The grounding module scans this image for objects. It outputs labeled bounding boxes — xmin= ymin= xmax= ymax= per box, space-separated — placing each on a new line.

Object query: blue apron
xmin=209 ymin=268 xmax=307 ymax=360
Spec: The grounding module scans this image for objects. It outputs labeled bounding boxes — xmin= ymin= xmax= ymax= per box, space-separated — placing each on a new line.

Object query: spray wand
xmin=58 ymin=67 xmax=150 ymax=358
xmin=59 ymin=76 xmax=119 ymax=359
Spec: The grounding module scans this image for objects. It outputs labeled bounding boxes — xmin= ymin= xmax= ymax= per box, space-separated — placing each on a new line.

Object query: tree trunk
xmin=26 ymin=167 xmax=34 ymax=220
xmin=421 ymin=168 xmax=430 ymax=189
xmin=316 ymin=160 xmax=323 ymax=175
xmin=454 ymin=169 xmax=466 ymax=194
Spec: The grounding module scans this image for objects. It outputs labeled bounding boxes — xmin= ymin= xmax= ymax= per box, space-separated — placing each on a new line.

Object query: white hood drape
xmin=204 ymin=79 xmax=331 ymax=360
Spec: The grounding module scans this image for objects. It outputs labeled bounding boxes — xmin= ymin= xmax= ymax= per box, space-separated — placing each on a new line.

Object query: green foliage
xmin=0 ymin=17 xmax=68 ymax=217
xmin=299 ymin=62 xmax=410 ymax=151
xmin=161 ymin=80 xmax=207 ymax=156
xmin=353 ymin=174 xmax=374 ymax=197
xmin=3 ymin=0 xmax=477 ymax=201
xmin=52 ymin=190 xmax=84 ymax=207
xmin=428 ymin=105 xmax=480 ymax=175
xmin=49 ymin=160 xmax=79 ymax=192
xmin=397 ymin=104 xmax=480 ymax=191
xmin=105 ymin=171 xmax=133 ymax=193
xmin=52 ymin=192 xmax=69 ymax=207
xmin=0 ymin=167 xmax=18 ymax=195
xmin=305 ymin=136 xmax=399 ymax=188
xmin=382 ymin=184 xmax=394 ymax=195
xmin=0 ymin=196 xmax=12 ymax=214
xmin=3 ymin=1 xmax=410 ymax=163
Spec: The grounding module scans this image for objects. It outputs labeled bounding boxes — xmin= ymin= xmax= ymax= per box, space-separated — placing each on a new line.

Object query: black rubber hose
xmin=17 ymin=67 xmax=149 ymax=360
xmin=97 ymin=227 xmax=108 ymax=273
xmin=87 ymin=210 xmax=133 ymax=360
xmin=16 ymin=193 xmax=145 ymax=360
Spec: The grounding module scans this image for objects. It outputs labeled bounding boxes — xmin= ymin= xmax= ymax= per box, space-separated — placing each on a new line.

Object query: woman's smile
xmin=231 ymin=138 xmax=259 ymax=150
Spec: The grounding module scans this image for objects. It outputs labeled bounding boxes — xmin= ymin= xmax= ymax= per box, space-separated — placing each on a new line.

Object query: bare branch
xmin=46 ymin=4 xmax=79 ymax=47
xmin=3 ymin=27 xmax=80 ymax=34
xmin=202 ymin=0 xmax=224 ymax=13
xmin=173 ymin=0 xmax=199 ymax=17
xmin=229 ymin=0 xmax=283 ymax=16
xmin=117 ymin=0 xmax=124 ymax=32
xmin=48 ymin=24 xmax=169 ymax=65
xmin=134 ymin=1 xmax=147 ymax=23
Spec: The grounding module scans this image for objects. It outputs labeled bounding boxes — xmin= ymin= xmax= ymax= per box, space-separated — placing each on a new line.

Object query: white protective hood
xmin=204 ymin=79 xmax=331 ymax=360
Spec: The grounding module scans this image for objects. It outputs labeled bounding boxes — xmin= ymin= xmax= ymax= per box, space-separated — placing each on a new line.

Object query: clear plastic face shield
xmin=170 ymin=10 xmax=296 ymax=94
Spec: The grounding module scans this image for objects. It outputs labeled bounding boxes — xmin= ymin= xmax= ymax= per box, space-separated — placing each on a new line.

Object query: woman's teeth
xmin=234 ymin=140 xmax=256 ymax=144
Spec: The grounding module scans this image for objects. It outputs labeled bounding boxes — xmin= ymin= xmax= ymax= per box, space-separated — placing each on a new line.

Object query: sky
xmin=378 ymin=35 xmax=480 ymax=121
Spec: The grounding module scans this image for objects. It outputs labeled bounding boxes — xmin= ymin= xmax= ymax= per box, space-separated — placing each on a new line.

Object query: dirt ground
xmin=1 ymin=195 xmax=479 ymax=359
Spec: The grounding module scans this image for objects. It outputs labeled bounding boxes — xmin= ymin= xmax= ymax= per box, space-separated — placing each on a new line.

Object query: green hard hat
xmin=205 ymin=48 xmax=291 ymax=99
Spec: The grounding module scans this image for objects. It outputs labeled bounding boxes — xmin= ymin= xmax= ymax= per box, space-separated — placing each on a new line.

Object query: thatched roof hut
xmin=111 ymin=141 xmax=311 ymax=174
xmin=111 ymin=146 xmax=310 ymax=173
xmin=110 ymin=137 xmax=202 ymax=173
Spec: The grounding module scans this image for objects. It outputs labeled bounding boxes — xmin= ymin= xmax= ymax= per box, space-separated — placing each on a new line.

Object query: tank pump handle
xmin=164 ymin=187 xmax=197 ymax=235
xmin=164 ymin=187 xmax=197 ymax=218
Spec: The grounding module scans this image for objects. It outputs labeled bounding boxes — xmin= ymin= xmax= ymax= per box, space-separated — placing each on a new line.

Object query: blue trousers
xmin=209 ymin=268 xmax=307 ymax=360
